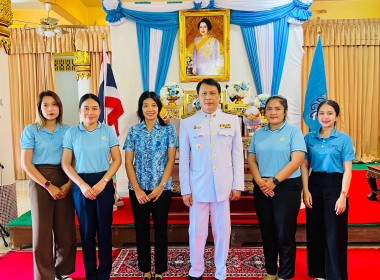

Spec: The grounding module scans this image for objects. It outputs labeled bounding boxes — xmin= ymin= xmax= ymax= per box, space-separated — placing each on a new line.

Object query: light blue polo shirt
xmin=63 ymin=122 xmax=119 ymax=174
xmin=20 ymin=123 xmax=70 ymax=165
xmin=248 ymin=122 xmax=306 ymax=178
xmin=304 ymin=128 xmax=355 ymax=173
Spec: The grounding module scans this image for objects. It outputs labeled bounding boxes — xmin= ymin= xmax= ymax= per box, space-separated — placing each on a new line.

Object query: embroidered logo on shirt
xmin=101 ymin=136 xmax=106 ymax=140
xmin=280 ymin=138 xmax=285 ymax=141
xmin=193 ymin=125 xmax=201 ymax=129
xmin=220 ymin=124 xmax=231 ymax=129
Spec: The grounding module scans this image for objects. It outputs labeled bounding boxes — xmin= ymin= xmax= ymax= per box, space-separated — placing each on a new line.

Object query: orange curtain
xmin=9 ymin=26 xmax=111 ymax=179
xmin=302 ymin=19 xmax=380 ymax=162
xmin=9 ymin=53 xmax=57 ymax=179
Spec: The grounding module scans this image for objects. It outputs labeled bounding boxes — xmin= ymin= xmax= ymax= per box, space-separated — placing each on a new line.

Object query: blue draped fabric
xmin=154 ymin=28 xmax=178 ymax=93
xmin=271 ymin=16 xmax=290 ymax=96
xmin=103 ymin=0 xmax=312 ymax=97
xmin=231 ymin=3 xmax=294 ymax=26
xmin=240 ymin=26 xmax=263 ymax=95
xmin=120 ymin=9 xmax=179 ymax=30
xmin=136 ymin=24 xmax=150 ymax=91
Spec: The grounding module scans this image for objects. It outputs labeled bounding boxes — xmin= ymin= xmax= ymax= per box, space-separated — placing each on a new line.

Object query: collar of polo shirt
xmin=79 ymin=121 xmax=102 ymax=131
xmin=264 ymin=120 xmax=287 ymax=131
xmin=314 ymin=127 xmax=338 ymax=139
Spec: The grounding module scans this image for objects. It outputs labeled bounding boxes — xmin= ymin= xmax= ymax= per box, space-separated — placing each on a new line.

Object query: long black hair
xmin=137 ymin=91 xmax=167 ymax=126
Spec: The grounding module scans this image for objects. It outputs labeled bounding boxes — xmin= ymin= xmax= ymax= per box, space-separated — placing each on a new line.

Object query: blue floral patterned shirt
xmin=123 ymin=120 xmax=178 ymax=191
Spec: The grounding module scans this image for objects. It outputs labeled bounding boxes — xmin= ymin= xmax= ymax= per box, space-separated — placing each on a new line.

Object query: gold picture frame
xmin=179 ymin=9 xmax=230 ymax=82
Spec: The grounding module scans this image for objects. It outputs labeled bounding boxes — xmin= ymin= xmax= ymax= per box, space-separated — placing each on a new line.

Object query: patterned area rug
xmin=111 ymin=248 xmax=266 ymax=278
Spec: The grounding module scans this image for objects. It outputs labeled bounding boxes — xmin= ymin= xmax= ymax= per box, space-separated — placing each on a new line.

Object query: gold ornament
xmin=0 ymin=0 xmax=13 ymax=55
xmin=73 ymin=51 xmax=91 ymax=80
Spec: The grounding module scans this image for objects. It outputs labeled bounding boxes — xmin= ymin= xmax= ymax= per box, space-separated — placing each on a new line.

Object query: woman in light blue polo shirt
xmin=20 ymin=90 xmax=76 ymax=280
xmin=247 ymin=95 xmax=306 ymax=280
xmin=61 ymin=93 xmax=121 ymax=280
xmin=301 ymin=100 xmax=355 ymax=280
xmin=124 ymin=91 xmax=177 ymax=280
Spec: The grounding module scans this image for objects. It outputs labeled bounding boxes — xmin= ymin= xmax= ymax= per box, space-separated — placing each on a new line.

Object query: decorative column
xmin=73 ymin=50 xmax=92 ymax=100
xmin=0 ymin=0 xmax=17 ymax=228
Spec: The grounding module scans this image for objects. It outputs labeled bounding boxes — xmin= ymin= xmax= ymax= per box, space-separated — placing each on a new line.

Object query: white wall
xmin=54 ymin=57 xmax=80 ymax=127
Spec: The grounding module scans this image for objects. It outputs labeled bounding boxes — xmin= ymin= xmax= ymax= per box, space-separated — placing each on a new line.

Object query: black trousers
xmin=73 ymin=171 xmax=115 ymax=280
xmin=129 ymin=189 xmax=172 ymax=274
xmin=253 ymin=177 xmax=302 ymax=279
xmin=306 ymin=172 xmax=348 ymax=280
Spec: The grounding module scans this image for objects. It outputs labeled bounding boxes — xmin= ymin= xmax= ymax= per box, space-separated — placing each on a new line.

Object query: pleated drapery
xmin=302 ymin=19 xmax=380 ymax=162
xmin=9 ymin=26 xmax=111 ymax=179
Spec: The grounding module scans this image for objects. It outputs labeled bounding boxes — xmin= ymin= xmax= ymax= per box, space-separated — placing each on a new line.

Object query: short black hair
xmin=137 ymin=91 xmax=167 ymax=126
xmin=79 ymin=93 xmax=100 ymax=108
xmin=317 ymin=99 xmax=340 ymax=117
xmin=196 ymin=78 xmax=221 ymax=95
xmin=198 ymin=18 xmax=212 ymax=31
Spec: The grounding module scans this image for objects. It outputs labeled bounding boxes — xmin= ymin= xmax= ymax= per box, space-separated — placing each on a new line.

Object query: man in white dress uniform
xmin=179 ymin=79 xmax=244 ymax=280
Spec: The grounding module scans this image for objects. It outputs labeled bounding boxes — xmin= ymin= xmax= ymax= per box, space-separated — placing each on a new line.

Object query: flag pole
xmin=101 ymin=33 xmax=108 ymax=125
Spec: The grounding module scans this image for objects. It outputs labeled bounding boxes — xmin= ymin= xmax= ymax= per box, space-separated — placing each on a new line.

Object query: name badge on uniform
xmin=101 ymin=136 xmax=106 ymax=140
xmin=193 ymin=125 xmax=201 ymax=129
xmin=220 ymin=124 xmax=231 ymax=129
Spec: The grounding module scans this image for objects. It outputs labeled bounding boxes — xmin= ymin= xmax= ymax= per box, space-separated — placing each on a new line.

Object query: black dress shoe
xmin=143 ymin=277 xmax=151 ymax=280
xmin=187 ymin=276 xmax=202 ymax=280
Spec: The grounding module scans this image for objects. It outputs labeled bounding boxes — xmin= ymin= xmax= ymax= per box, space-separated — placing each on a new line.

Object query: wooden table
xmin=367 ymin=165 xmax=380 ymax=201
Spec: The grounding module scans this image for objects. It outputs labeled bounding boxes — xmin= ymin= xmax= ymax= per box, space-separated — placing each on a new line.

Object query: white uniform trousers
xmin=189 ymin=200 xmax=231 ymax=280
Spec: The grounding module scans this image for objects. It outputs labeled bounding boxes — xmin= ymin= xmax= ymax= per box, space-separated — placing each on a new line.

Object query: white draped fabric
xmin=278 ymin=25 xmax=304 ymax=126
xmin=255 ymin=23 xmax=274 ymax=96
xmin=149 ymin=28 xmax=163 ymax=91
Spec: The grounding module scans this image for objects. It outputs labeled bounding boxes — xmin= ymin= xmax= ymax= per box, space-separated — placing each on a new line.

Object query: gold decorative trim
xmin=0 ymin=36 xmax=10 ymax=54
xmin=76 ymin=72 xmax=91 ymax=80
xmin=73 ymin=51 xmax=91 ymax=80
xmin=242 ymin=136 xmax=252 ymax=151
xmin=164 ymin=104 xmax=184 ymax=120
xmin=226 ymin=103 xmax=249 ymax=116
xmin=73 ymin=51 xmax=91 ymax=66
xmin=0 ymin=0 xmax=13 ymax=27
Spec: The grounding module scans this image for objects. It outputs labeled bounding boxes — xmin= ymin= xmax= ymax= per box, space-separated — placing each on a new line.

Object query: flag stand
xmin=99 ymin=33 xmax=124 ymax=210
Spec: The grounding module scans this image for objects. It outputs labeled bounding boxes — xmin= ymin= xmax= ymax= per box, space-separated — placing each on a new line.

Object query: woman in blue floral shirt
xmin=124 ymin=91 xmax=178 ymax=280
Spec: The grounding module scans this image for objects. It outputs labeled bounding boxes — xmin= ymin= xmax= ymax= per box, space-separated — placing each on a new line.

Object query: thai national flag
xmin=98 ymin=45 xmax=124 ymax=136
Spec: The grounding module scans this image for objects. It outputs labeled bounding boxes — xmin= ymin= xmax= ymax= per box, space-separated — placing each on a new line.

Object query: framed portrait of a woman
xmin=179 ymin=9 xmax=230 ymax=82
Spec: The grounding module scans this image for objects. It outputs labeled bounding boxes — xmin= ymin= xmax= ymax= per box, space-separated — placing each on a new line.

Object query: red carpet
xmin=0 ymin=248 xmax=379 ymax=280
xmin=109 ymin=170 xmax=380 ymax=226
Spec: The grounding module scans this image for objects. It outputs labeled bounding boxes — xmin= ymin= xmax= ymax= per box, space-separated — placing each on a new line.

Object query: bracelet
xmin=103 ymin=177 xmax=109 ymax=182
xmin=341 ymin=191 xmax=349 ymax=198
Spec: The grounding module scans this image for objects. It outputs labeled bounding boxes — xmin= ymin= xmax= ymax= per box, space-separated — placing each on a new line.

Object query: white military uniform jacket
xmin=179 ymin=109 xmax=244 ymax=202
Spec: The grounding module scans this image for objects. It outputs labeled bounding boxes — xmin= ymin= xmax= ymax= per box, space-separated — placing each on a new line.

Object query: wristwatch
xmin=272 ymin=177 xmax=280 ymax=186
xmin=341 ymin=191 xmax=349 ymax=198
xmin=43 ymin=181 xmax=51 ymax=189
xmin=161 ymin=182 xmax=167 ymax=188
